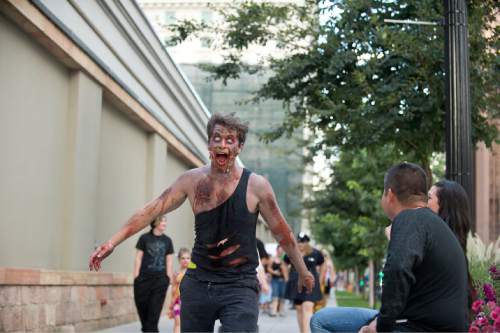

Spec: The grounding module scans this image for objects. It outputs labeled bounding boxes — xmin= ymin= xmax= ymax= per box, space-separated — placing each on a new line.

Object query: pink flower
xmin=468 ymin=324 xmax=480 ymax=333
xmin=482 ymin=324 xmax=493 ymax=333
xmin=487 ymin=301 xmax=496 ymax=311
xmin=489 ymin=265 xmax=500 ymax=280
xmin=494 ymin=317 xmax=500 ymax=330
xmin=490 ymin=308 xmax=500 ymax=320
xmin=483 ymin=283 xmax=496 ymax=303
xmin=477 ymin=316 xmax=488 ymax=327
xmin=492 ymin=307 xmax=500 ymax=320
xmin=473 ymin=299 xmax=484 ymax=313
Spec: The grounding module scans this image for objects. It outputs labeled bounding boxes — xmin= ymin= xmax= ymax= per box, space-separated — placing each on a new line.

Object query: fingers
xmin=89 ymin=249 xmax=102 ymax=272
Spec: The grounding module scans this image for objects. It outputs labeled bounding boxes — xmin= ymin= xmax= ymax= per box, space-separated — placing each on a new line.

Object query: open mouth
xmin=215 ymin=152 xmax=229 ymax=165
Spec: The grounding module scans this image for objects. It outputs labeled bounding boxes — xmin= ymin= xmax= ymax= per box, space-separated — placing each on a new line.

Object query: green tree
xmin=309 ymin=147 xmax=394 ymax=270
xmin=169 ymin=0 xmax=499 ymax=178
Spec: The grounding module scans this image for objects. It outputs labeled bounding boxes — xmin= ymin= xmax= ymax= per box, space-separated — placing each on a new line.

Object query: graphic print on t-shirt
xmin=146 ymin=241 xmax=167 ymax=271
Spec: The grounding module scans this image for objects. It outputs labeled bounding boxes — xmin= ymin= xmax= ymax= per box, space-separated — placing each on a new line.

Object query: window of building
xmin=201 ymin=10 xmax=213 ymax=24
xmin=164 ymin=11 xmax=176 ymax=25
xmin=200 ymin=37 xmax=212 ymax=48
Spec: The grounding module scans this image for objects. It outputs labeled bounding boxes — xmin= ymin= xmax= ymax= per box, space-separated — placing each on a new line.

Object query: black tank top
xmin=188 ymin=168 xmax=259 ymax=282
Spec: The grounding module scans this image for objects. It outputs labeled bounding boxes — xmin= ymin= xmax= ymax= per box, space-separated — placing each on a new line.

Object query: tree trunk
xmin=368 ymin=260 xmax=375 ymax=308
xmin=421 ymin=158 xmax=433 ymax=189
xmin=354 ymin=266 xmax=360 ymax=294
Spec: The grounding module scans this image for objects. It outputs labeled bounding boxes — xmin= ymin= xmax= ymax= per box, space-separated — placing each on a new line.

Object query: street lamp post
xmin=443 ymin=0 xmax=474 ymax=229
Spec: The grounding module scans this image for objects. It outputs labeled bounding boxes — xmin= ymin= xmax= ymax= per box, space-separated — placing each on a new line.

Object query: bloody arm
xmin=256 ymin=176 xmax=314 ymax=293
xmin=89 ymin=174 xmax=189 ymax=271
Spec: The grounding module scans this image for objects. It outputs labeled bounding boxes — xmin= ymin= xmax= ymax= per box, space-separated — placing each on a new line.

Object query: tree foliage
xmin=169 ymin=0 xmax=499 ymax=172
xmin=309 ymin=147 xmax=396 ymax=269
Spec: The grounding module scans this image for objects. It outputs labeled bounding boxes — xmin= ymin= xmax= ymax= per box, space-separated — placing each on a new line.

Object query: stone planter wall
xmin=0 ymin=268 xmax=137 ymax=332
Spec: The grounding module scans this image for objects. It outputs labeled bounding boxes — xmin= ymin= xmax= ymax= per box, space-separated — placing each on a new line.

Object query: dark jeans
xmin=134 ymin=274 xmax=169 ymax=332
xmin=180 ymin=274 xmax=259 ymax=332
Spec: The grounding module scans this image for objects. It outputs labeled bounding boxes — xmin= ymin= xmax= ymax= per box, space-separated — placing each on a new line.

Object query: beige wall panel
xmin=96 ymin=101 xmax=149 ymax=273
xmin=62 ymin=71 xmax=103 ymax=271
xmin=0 ymin=15 xmax=70 ymax=269
xmin=164 ymin=152 xmax=195 ymax=270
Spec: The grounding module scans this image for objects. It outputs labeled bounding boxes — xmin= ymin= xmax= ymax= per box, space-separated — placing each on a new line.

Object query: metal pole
xmin=443 ymin=0 xmax=474 ymax=230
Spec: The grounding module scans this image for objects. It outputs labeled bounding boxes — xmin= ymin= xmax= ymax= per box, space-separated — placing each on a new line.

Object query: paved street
xmin=97 ymin=293 xmax=337 ymax=333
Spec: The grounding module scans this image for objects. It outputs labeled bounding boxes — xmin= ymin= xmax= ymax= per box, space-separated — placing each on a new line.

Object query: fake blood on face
xmin=208 ymin=125 xmax=240 ymax=173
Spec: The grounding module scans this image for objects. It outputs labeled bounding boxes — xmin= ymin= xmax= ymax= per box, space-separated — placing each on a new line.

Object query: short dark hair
xmin=384 ymin=162 xmax=428 ymax=204
xmin=297 ymin=232 xmax=310 ymax=243
xmin=206 ymin=112 xmax=249 ymax=145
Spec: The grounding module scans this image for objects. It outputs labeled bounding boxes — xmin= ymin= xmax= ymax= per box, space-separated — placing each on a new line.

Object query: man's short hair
xmin=206 ymin=112 xmax=249 ymax=145
xmin=384 ymin=162 xmax=428 ymax=204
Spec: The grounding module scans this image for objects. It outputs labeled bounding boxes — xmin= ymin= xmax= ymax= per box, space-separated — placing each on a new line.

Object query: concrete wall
xmin=0 ymin=13 xmax=69 ymax=269
xmin=95 ymin=102 xmax=150 ymax=274
xmin=0 ymin=0 xmax=205 ymax=274
xmin=0 ymin=0 xmax=209 ymax=330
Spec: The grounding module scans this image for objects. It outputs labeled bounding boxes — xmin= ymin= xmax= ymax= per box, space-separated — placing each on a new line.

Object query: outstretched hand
xmin=89 ymin=241 xmax=114 ymax=271
xmin=297 ymin=271 xmax=315 ymax=294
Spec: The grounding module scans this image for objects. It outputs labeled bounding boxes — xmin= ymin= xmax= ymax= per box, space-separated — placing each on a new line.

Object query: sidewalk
xmin=97 ymin=293 xmax=337 ymax=333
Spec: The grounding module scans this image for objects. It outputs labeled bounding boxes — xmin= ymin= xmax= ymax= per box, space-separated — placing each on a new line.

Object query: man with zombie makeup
xmin=89 ymin=113 xmax=314 ymax=332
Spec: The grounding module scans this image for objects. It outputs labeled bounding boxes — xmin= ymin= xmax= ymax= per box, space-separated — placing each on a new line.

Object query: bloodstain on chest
xmin=193 ymin=172 xmax=240 ymax=212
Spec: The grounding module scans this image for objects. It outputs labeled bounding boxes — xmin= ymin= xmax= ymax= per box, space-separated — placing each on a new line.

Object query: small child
xmin=168 ymin=248 xmax=191 ymax=333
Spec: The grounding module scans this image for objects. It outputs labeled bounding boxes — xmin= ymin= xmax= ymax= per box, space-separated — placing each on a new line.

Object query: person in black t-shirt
xmin=310 ymin=163 xmax=468 ymax=332
xmin=133 ymin=215 xmax=174 ymax=333
xmin=285 ymin=233 xmax=324 ymax=333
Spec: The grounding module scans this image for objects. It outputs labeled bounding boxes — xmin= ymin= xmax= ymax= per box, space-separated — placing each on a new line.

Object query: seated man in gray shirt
xmin=310 ymin=162 xmax=468 ymax=332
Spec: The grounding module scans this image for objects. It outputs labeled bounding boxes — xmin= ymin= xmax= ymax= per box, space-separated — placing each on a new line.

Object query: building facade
xmin=0 ymin=0 xmax=264 ymax=331
xmin=475 ymin=129 xmax=500 ymax=243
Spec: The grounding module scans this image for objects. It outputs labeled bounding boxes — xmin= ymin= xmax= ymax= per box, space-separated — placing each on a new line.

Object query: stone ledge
xmin=0 ymin=267 xmax=132 ymax=286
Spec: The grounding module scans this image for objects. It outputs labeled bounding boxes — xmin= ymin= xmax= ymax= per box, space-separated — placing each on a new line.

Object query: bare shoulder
xmin=248 ymin=172 xmax=273 ymax=197
xmin=178 ymin=166 xmax=209 ymax=184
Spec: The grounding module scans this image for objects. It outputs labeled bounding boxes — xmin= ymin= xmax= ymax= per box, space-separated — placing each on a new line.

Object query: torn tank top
xmin=188 ymin=168 xmax=259 ymax=282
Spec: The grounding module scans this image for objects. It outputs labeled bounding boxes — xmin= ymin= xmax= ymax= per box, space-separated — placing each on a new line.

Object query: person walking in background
xmin=256 ymin=237 xmax=272 ymax=315
xmin=310 ymin=163 xmax=469 ymax=332
xmin=133 ymin=215 xmax=174 ymax=333
xmin=258 ymin=263 xmax=273 ymax=316
xmin=285 ymin=233 xmax=324 ymax=333
xmin=89 ymin=113 xmax=314 ymax=333
xmin=168 ymin=248 xmax=191 ymax=333
xmin=269 ymin=245 xmax=287 ymax=317
xmin=314 ymin=249 xmax=334 ymax=312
